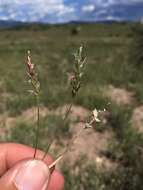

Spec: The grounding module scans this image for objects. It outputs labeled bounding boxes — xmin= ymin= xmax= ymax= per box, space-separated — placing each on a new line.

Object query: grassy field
xmin=0 ymin=23 xmax=137 ymax=112
xmin=0 ymin=22 xmax=143 ymax=189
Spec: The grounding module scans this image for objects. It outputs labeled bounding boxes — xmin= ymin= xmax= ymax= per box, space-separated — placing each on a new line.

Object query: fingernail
xmin=14 ymin=160 xmax=50 ymax=190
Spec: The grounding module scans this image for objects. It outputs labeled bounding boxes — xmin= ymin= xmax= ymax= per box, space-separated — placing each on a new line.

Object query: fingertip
xmin=42 ymin=154 xmax=53 ymax=166
xmin=48 ymin=170 xmax=64 ymax=190
xmin=0 ymin=142 xmax=55 ymax=181
xmin=0 ymin=143 xmax=64 ymax=189
xmin=0 ymin=159 xmax=51 ymax=190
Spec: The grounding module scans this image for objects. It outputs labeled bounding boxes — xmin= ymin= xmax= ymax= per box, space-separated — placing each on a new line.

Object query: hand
xmin=0 ymin=143 xmax=64 ymax=190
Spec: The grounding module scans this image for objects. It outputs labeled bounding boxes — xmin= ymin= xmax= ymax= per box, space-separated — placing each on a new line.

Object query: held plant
xmin=25 ymin=46 xmax=100 ymax=169
xmin=70 ymin=45 xmax=86 ymax=98
xmin=63 ymin=46 xmax=86 ymax=121
xmin=26 ymin=51 xmax=41 ymax=158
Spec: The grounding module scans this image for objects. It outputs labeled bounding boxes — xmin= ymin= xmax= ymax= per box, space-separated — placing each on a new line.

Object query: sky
xmin=0 ymin=0 xmax=143 ymax=23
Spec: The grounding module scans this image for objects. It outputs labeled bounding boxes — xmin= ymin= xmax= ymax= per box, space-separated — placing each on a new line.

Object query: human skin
xmin=0 ymin=143 xmax=64 ymax=190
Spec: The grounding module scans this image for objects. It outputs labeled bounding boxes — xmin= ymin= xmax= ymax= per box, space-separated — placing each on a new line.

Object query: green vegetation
xmin=7 ymin=115 xmax=70 ymax=151
xmin=0 ymin=22 xmax=143 ymax=189
xmin=0 ymin=23 xmax=136 ymax=114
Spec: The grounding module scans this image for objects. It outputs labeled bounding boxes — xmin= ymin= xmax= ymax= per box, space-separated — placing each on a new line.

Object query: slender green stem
xmin=63 ymin=95 xmax=76 ymax=122
xmin=42 ymin=46 xmax=82 ymax=161
xmin=42 ymin=100 xmax=74 ymax=161
xmin=63 ymin=103 xmax=73 ymax=122
xmin=48 ymin=127 xmax=84 ymax=168
xmin=41 ymin=142 xmax=53 ymax=161
xmin=33 ymin=95 xmax=40 ymax=158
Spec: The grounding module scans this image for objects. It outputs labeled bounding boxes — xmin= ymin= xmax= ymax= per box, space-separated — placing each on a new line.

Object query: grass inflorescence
xmin=24 ymin=46 xmax=100 ymax=168
xmin=26 ymin=50 xmax=41 ymax=158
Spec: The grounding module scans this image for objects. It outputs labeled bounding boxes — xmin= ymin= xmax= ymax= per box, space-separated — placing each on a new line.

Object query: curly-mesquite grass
xmin=25 ymin=47 xmax=100 ymax=168
xmin=26 ymin=51 xmax=40 ymax=158
xmin=40 ymin=46 xmax=86 ymax=160
xmin=42 ymin=46 xmax=86 ymax=161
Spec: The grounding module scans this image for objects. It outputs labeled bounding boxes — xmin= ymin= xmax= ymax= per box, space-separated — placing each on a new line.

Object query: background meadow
xmin=0 ymin=22 xmax=143 ymax=189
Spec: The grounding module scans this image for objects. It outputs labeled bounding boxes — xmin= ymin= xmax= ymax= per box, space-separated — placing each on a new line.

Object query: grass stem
xmin=42 ymin=100 xmax=74 ymax=161
xmin=33 ymin=95 xmax=40 ymax=158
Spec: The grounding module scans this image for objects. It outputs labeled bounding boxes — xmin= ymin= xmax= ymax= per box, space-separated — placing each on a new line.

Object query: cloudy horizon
xmin=0 ymin=0 xmax=143 ymax=23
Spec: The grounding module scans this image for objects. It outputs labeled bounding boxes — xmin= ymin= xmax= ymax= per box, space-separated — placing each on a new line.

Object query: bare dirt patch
xmin=56 ymin=122 xmax=115 ymax=169
xmin=55 ymin=105 xmax=90 ymax=121
xmin=0 ymin=105 xmax=89 ymax=137
xmin=21 ymin=106 xmax=49 ymax=122
xmin=104 ymin=85 xmax=135 ymax=105
xmin=131 ymin=106 xmax=143 ymax=133
xmin=18 ymin=104 xmax=89 ymax=123
xmin=0 ymin=104 xmax=115 ymax=169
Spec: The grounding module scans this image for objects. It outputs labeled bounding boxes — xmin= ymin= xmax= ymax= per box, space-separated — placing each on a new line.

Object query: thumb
xmin=0 ymin=159 xmax=50 ymax=190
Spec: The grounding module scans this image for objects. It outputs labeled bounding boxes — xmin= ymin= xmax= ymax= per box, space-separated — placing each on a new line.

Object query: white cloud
xmin=57 ymin=5 xmax=74 ymax=16
xmin=105 ymin=0 xmax=143 ymax=5
xmin=0 ymin=16 xmax=9 ymax=21
xmin=90 ymin=0 xmax=143 ymax=7
xmin=119 ymin=0 xmax=143 ymax=4
xmin=0 ymin=0 xmax=142 ymax=23
xmin=0 ymin=0 xmax=76 ymax=22
xmin=106 ymin=15 xmax=120 ymax=21
xmin=82 ymin=4 xmax=95 ymax=12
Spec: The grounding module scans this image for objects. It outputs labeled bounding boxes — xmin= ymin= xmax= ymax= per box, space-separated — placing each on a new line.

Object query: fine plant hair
xmin=25 ymin=46 xmax=100 ymax=168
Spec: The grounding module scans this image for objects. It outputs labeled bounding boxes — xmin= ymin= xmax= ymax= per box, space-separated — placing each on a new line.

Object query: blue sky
xmin=0 ymin=0 xmax=143 ymax=23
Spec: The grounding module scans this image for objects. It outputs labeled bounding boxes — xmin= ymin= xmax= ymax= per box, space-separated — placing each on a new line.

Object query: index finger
xmin=0 ymin=143 xmax=53 ymax=176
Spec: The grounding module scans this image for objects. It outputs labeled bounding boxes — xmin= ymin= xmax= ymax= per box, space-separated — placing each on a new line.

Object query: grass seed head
xmin=26 ymin=51 xmax=40 ymax=95
xmin=27 ymin=50 xmax=35 ymax=77
xmin=70 ymin=45 xmax=86 ymax=97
